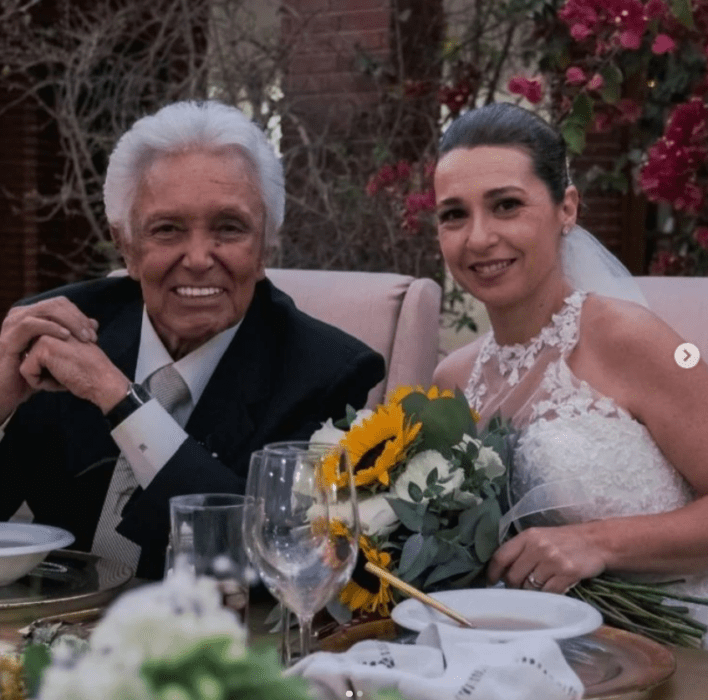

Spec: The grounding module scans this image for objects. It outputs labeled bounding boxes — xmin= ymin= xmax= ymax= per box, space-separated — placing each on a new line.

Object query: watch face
xmin=106 ymin=384 xmax=149 ymax=428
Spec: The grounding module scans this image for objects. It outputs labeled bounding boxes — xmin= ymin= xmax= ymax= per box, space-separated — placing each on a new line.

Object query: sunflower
xmin=322 ymin=402 xmax=421 ymax=489
xmin=387 ymin=385 xmax=454 ymax=405
xmin=318 ymin=519 xmax=356 ymax=570
xmin=339 ymin=536 xmax=394 ymax=617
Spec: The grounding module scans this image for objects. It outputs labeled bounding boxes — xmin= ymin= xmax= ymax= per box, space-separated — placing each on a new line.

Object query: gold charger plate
xmin=319 ymin=621 xmax=676 ymax=699
xmin=0 ymin=549 xmax=133 ymax=626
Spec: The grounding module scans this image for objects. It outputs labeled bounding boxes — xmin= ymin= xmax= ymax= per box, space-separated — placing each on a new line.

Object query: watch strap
xmin=105 ymin=383 xmax=151 ymax=429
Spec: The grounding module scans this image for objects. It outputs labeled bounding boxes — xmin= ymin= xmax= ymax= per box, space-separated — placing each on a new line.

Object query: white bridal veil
xmin=561 ymin=225 xmax=649 ymax=308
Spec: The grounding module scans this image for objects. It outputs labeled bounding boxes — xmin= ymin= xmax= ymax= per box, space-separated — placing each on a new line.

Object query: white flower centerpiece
xmin=23 ymin=572 xmax=312 ymax=700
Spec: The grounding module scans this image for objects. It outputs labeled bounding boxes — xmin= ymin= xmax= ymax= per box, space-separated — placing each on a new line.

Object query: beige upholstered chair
xmin=266 ymin=269 xmax=442 ymax=408
xmin=107 ymin=266 xmax=442 ymax=408
xmin=636 ymin=276 xmax=708 ymax=359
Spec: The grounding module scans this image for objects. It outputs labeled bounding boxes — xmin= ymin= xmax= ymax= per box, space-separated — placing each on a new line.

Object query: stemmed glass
xmin=244 ymin=443 xmax=359 ymax=660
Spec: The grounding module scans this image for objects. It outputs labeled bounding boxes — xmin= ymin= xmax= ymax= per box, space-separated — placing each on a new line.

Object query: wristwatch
xmin=105 ymin=382 xmax=152 ymax=428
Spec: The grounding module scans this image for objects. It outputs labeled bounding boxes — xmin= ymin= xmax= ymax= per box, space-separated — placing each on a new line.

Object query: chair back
xmin=636 ymin=276 xmax=708 ymax=359
xmin=266 ymin=269 xmax=441 ymax=408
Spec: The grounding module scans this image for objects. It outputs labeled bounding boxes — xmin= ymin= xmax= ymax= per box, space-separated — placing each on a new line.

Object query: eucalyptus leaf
xmin=387 ymin=497 xmax=425 ymax=532
xmin=402 ymin=536 xmax=440 ymax=582
xmin=474 ymin=510 xmax=500 ymax=562
xmin=398 ymin=532 xmax=425 ymax=574
xmin=424 ymin=551 xmax=477 ymax=588
xmin=408 ymin=482 xmax=424 ymax=503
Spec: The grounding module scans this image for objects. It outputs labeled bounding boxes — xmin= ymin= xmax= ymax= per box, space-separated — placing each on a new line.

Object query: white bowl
xmin=0 ymin=522 xmax=75 ymax=586
xmin=391 ymin=588 xmax=602 ymax=642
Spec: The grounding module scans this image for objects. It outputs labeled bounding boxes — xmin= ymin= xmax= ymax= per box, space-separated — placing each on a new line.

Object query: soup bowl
xmin=0 ymin=522 xmax=75 ymax=586
xmin=391 ymin=587 xmax=602 ymax=642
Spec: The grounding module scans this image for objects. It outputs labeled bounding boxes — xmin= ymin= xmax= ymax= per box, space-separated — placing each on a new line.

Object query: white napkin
xmin=287 ymin=623 xmax=584 ymax=700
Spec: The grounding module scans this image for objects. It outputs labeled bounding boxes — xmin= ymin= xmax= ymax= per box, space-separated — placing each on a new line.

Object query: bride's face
xmin=435 ymin=145 xmax=577 ymax=310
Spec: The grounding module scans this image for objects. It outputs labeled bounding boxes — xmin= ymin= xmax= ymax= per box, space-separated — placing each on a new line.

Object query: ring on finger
xmin=526 ymin=572 xmax=544 ymax=590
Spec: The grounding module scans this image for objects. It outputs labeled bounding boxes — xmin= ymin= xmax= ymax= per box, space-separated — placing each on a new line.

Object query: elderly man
xmin=0 ymin=101 xmax=385 ymax=579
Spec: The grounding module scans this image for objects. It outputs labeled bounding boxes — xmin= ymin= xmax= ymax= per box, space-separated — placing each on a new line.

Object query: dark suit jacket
xmin=0 ymin=276 xmax=385 ymax=579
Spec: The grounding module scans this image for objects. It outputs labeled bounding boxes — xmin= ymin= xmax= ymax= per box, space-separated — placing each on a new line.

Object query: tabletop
xmin=247 ymin=602 xmax=708 ymax=700
xmin=1 ymin=596 xmax=706 ymax=699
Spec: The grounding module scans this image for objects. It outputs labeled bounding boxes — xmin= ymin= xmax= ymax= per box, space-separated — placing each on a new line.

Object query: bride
xmin=432 ymin=102 xmax=708 ymax=632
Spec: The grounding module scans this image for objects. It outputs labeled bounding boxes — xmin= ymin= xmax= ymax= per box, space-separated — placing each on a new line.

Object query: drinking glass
xmin=244 ymin=444 xmax=359 ymax=660
xmin=169 ymin=493 xmax=249 ymax=624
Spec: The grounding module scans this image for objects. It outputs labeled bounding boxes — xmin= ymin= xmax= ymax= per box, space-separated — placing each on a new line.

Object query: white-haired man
xmin=0 ymin=101 xmax=384 ymax=579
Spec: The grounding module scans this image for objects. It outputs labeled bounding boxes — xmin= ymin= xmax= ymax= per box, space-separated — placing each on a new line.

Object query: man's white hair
xmin=104 ymin=100 xmax=284 ymax=248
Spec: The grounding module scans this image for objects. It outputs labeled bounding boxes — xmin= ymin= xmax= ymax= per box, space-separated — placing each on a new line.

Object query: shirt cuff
xmin=110 ymin=399 xmax=188 ymax=489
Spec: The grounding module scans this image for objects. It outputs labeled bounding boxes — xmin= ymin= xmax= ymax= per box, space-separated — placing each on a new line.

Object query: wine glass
xmin=244 ymin=444 xmax=359 ymax=660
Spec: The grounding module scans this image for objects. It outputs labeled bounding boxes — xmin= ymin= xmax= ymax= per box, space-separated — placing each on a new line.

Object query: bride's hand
xmin=486 ymin=524 xmax=608 ymax=593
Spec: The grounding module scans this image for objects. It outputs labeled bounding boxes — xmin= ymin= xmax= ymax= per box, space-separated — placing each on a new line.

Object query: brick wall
xmin=282 ymin=0 xmax=391 ymax=130
xmin=573 ymin=129 xmax=647 ymax=274
xmin=0 ymin=90 xmax=40 ymax=318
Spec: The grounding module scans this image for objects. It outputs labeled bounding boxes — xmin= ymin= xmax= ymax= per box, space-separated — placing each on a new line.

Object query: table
xmin=2 ymin=598 xmax=706 ymax=699
xmin=247 ymin=603 xmax=708 ymax=700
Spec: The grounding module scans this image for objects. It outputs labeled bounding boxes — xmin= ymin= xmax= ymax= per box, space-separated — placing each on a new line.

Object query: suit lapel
xmin=185 ymin=281 xmax=276 ymax=461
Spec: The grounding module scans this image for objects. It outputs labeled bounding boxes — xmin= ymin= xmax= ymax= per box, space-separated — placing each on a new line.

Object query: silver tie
xmin=91 ymin=364 xmax=191 ymax=568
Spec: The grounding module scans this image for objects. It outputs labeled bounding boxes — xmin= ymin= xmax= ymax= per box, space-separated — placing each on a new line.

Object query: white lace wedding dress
xmin=465 ymin=291 xmax=708 ymax=638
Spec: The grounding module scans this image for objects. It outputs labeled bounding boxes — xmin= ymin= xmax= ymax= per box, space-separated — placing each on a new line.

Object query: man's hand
xmin=18 ymin=333 xmax=129 ymax=415
xmin=0 ymin=297 xmax=99 ymax=420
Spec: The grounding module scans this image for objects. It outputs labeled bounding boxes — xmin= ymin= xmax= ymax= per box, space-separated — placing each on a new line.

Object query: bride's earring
xmin=561 ymin=224 xmax=571 ymax=236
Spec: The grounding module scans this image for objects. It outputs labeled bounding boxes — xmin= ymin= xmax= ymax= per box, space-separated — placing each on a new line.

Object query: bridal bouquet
xmin=311 ymin=386 xmax=514 ymax=620
xmin=312 ymin=386 xmax=708 ymax=648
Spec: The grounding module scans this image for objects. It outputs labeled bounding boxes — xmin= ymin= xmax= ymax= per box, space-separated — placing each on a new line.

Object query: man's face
xmin=124 ymin=149 xmax=266 ymax=359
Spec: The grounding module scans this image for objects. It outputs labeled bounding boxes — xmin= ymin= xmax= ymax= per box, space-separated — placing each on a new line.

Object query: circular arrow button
xmin=674 ymin=343 xmax=700 ymax=369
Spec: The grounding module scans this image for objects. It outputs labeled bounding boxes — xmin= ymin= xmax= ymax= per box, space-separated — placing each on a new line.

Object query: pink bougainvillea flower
xmin=405 ymin=189 xmax=436 ymax=216
xmin=592 ymin=110 xmax=615 ymax=132
xmin=566 ymin=66 xmax=587 ymax=85
xmin=570 ymin=23 xmax=594 ymax=41
xmin=617 ymin=98 xmax=643 ymax=124
xmin=649 ymin=250 xmax=690 ymax=275
xmin=395 ymin=160 xmax=412 ymax=181
xmin=559 ymin=0 xmax=598 ymax=31
xmin=508 ymin=76 xmax=544 ymax=104
xmin=674 ymin=182 xmax=706 ymax=214
xmin=652 ymin=34 xmax=676 ymax=54
xmin=619 ymin=29 xmax=643 ymax=49
xmin=694 ymin=226 xmax=708 ymax=250
xmin=587 ymin=73 xmax=604 ymax=90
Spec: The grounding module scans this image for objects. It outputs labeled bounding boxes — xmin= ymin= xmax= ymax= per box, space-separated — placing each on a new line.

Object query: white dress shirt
xmin=109 ymin=308 xmax=239 ymax=488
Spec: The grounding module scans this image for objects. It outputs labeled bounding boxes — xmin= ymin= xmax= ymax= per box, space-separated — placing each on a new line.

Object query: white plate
xmin=390 ymin=588 xmax=602 ymax=642
xmin=0 ymin=522 xmax=75 ymax=586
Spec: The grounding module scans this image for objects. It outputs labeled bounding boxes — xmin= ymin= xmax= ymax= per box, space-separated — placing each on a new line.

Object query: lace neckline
xmin=472 ymin=290 xmax=587 ymax=391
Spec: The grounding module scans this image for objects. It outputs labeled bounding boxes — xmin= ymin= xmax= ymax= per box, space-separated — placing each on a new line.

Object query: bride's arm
xmin=488 ymin=297 xmax=708 ymax=593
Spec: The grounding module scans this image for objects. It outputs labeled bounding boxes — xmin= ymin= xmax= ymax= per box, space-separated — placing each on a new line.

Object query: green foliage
xmin=400 ymin=391 xmax=477 ymax=458
xmin=140 ymin=640 xmax=312 ymax=700
xmin=22 ymin=644 xmax=52 ymax=699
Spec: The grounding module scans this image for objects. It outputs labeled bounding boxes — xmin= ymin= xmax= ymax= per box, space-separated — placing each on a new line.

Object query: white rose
xmin=358 ymin=494 xmax=399 ymax=537
xmin=476 ymin=446 xmax=506 ymax=478
xmin=309 ymin=496 xmax=397 ymax=536
xmin=393 ymin=450 xmax=463 ymax=503
xmin=310 ymin=418 xmax=346 ymax=445
xmin=309 ymin=409 xmax=374 ymax=446
xmin=455 ymin=434 xmax=482 ymax=452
